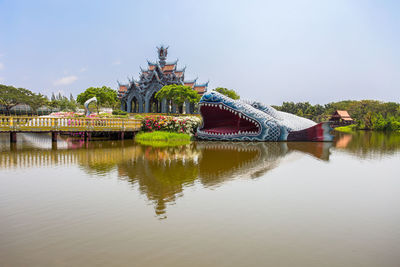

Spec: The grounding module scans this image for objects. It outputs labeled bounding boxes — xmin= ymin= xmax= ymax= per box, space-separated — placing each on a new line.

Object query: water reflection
xmin=1 ymin=132 xmax=400 ymax=218
xmin=334 ymin=131 xmax=400 ymax=158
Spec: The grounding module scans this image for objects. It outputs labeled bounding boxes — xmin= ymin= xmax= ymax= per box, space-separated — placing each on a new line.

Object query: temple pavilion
xmin=118 ymin=46 xmax=208 ymax=113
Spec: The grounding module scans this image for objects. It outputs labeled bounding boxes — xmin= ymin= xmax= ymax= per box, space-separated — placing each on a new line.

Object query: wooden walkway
xmin=0 ymin=116 xmax=142 ymax=142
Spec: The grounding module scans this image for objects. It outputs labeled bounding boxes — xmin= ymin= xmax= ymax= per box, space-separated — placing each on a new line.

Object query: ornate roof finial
xmin=157 ymin=45 xmax=168 ymax=67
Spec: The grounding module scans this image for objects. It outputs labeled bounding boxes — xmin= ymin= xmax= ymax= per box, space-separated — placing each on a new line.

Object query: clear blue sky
xmin=0 ymin=0 xmax=399 ymax=104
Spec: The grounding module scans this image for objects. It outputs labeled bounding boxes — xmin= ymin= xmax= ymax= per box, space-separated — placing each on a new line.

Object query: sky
xmin=0 ymin=0 xmax=399 ymax=105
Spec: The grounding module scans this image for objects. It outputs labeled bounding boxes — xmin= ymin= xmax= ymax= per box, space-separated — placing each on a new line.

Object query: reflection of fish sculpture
xmin=197 ymin=91 xmax=333 ymax=142
xmin=0 ymin=136 xmax=332 ymax=218
xmin=197 ymin=141 xmax=332 ymax=182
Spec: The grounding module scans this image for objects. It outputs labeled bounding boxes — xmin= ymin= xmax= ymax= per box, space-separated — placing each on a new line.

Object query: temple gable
xmin=118 ymin=46 xmax=208 ymax=113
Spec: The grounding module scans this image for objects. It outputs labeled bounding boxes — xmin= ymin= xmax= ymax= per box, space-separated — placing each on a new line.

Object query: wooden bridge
xmin=0 ymin=116 xmax=142 ymax=142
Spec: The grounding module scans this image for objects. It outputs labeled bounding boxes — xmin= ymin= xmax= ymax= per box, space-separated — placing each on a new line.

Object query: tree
xmin=69 ymin=93 xmax=75 ymax=103
xmin=49 ymin=92 xmax=79 ymax=112
xmin=213 ymin=87 xmax=240 ymax=100
xmin=0 ymin=84 xmax=50 ymax=115
xmin=0 ymin=85 xmax=31 ymax=115
xmin=26 ymin=92 xmax=48 ymax=113
xmin=77 ymin=86 xmax=118 ymax=113
xmin=155 ymin=84 xmax=200 ymax=113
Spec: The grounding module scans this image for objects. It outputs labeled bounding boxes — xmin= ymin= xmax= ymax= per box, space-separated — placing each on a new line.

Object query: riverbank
xmin=335 ymin=125 xmax=357 ymax=133
xmin=335 ymin=125 xmax=400 ymax=133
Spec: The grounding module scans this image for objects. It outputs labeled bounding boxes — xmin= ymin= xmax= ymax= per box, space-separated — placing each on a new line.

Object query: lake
xmin=1 ymin=131 xmax=400 ymax=266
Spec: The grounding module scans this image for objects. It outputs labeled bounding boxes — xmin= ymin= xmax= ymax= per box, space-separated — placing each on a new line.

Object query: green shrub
xmin=112 ymin=109 xmax=127 ymax=116
xmin=135 ymin=131 xmax=191 ymax=147
xmin=335 ymin=125 xmax=357 ymax=133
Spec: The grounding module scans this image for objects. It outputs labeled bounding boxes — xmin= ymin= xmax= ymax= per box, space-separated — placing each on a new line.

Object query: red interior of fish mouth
xmin=199 ymin=103 xmax=259 ymax=135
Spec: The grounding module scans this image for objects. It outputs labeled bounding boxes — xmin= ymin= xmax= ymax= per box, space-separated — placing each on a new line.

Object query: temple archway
xmin=149 ymin=92 xmax=160 ymax=113
xmin=131 ymin=97 xmax=138 ymax=113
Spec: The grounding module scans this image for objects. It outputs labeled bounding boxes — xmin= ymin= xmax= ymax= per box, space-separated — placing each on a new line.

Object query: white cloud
xmin=112 ymin=60 xmax=121 ymax=65
xmin=54 ymin=75 xmax=78 ymax=86
xmin=0 ymin=62 xmax=4 ymax=70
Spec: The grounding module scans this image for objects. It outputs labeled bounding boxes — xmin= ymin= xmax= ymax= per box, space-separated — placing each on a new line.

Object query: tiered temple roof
xmin=118 ymin=46 xmax=208 ymax=99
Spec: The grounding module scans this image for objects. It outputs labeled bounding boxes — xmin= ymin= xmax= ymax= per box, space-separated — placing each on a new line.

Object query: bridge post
xmin=51 ymin=131 xmax=58 ymax=142
xmin=10 ymin=132 xmax=17 ymax=143
xmin=52 ymin=141 xmax=57 ymax=150
xmin=119 ymin=131 xmax=125 ymax=140
xmin=10 ymin=142 xmax=17 ymax=151
xmin=84 ymin=132 xmax=91 ymax=141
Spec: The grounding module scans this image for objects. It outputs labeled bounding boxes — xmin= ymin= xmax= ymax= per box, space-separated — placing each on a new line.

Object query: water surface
xmin=1 ymin=131 xmax=400 ymax=266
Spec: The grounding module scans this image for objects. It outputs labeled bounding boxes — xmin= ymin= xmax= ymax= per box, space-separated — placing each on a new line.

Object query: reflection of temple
xmin=1 ymin=136 xmax=335 ymax=218
xmin=118 ymin=46 xmax=208 ymax=114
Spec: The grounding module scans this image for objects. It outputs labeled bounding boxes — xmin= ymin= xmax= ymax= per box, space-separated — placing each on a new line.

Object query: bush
xmin=134 ymin=114 xmax=144 ymax=120
xmin=141 ymin=115 xmax=201 ymax=135
xmin=112 ymin=109 xmax=128 ymax=116
xmin=135 ymin=131 xmax=191 ymax=147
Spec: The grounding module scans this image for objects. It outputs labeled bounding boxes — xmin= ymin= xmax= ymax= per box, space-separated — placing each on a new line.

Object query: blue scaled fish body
xmin=197 ymin=91 xmax=333 ymax=142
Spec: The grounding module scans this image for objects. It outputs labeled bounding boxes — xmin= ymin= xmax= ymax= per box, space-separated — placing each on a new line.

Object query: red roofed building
xmin=118 ymin=46 xmax=208 ymax=113
xmin=329 ymin=110 xmax=354 ymax=126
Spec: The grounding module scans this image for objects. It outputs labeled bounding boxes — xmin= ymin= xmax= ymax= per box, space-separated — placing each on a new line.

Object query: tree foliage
xmin=49 ymin=93 xmax=77 ymax=111
xmin=274 ymin=100 xmax=400 ymax=131
xmin=213 ymin=87 xmax=240 ymax=100
xmin=0 ymin=85 xmax=29 ymax=114
xmin=0 ymin=84 xmax=48 ymax=115
xmin=155 ymin=84 xmax=200 ymax=107
xmin=77 ymin=86 xmax=118 ymax=112
xmin=27 ymin=92 xmax=48 ymax=112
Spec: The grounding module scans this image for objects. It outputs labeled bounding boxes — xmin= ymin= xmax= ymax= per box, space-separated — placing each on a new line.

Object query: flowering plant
xmin=141 ymin=115 xmax=201 ymax=135
xmin=49 ymin=111 xmax=82 ymax=118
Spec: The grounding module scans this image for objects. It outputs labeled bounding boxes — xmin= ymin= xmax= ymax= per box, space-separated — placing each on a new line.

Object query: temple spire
xmin=157 ymin=45 xmax=168 ymax=67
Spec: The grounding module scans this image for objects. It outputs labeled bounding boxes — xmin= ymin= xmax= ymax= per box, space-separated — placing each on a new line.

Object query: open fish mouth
xmin=198 ymin=102 xmax=261 ymax=137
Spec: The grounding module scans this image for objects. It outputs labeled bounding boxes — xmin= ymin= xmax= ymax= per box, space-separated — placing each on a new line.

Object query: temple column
xmin=161 ymin=98 xmax=167 ymax=113
xmin=185 ymin=100 xmax=191 ymax=114
xmin=171 ymin=104 xmax=177 ymax=114
xmin=138 ymin=100 xmax=144 ymax=113
xmin=192 ymin=103 xmax=196 ymax=114
xmin=126 ymin=101 xmax=131 ymax=113
xmin=145 ymin=99 xmax=150 ymax=113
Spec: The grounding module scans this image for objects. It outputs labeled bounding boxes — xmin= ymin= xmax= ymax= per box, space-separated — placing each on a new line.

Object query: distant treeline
xmin=0 ymin=84 xmax=79 ymax=115
xmin=273 ymin=100 xmax=400 ymax=131
xmin=0 ymin=84 xmax=118 ymax=116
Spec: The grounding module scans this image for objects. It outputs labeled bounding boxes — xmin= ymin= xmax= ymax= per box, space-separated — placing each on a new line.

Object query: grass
xmin=335 ymin=125 xmax=357 ymax=133
xmin=135 ymin=131 xmax=191 ymax=147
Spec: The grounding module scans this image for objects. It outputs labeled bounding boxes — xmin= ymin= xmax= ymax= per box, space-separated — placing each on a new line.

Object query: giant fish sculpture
xmin=84 ymin=96 xmax=97 ymax=117
xmin=196 ymin=91 xmax=333 ymax=142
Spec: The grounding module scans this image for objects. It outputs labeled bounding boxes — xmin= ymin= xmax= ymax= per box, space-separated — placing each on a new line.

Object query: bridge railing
xmin=0 ymin=117 xmax=142 ymax=132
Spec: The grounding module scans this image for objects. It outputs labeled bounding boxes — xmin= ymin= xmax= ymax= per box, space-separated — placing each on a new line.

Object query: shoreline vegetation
xmin=335 ymin=125 xmax=357 ymax=133
xmin=135 ymin=131 xmax=191 ymax=147
xmin=273 ymin=100 xmax=400 ymax=132
xmin=335 ymin=125 xmax=400 ymax=134
xmin=2 ymin=82 xmax=399 ymax=133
